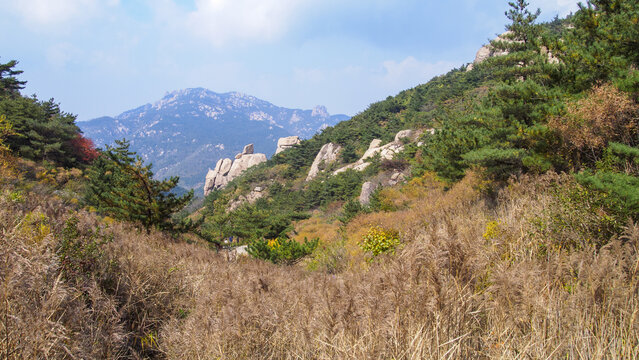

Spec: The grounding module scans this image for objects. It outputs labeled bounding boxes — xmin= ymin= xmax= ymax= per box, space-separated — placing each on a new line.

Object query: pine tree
xmin=0 ymin=61 xmax=83 ymax=167
xmin=465 ymin=0 xmax=564 ymax=179
xmin=0 ymin=59 xmax=26 ymax=98
xmin=0 ymin=96 xmax=81 ymax=166
xmin=557 ymin=0 xmax=639 ymax=92
xmin=85 ymin=139 xmax=194 ymax=232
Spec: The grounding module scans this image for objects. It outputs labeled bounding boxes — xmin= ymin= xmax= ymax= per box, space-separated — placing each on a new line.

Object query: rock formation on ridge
xmin=332 ymin=129 xmax=418 ymax=175
xmin=275 ymin=136 xmax=301 ymax=154
xmin=204 ymin=143 xmax=267 ymax=195
xmin=306 ymin=143 xmax=342 ymax=181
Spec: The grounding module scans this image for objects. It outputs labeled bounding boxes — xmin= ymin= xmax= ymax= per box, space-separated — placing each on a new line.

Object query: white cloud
xmin=6 ymin=0 xmax=118 ymax=27
xmin=186 ymin=0 xmax=310 ymax=46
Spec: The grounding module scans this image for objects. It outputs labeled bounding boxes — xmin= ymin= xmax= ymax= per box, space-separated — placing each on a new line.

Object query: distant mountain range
xmin=79 ymin=88 xmax=349 ymax=191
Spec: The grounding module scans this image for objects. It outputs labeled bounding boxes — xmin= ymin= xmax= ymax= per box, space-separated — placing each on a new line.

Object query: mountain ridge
xmin=79 ymin=87 xmax=349 ymax=190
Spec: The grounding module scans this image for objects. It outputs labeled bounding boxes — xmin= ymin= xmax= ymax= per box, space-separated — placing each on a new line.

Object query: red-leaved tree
xmin=69 ymin=134 xmax=99 ymax=164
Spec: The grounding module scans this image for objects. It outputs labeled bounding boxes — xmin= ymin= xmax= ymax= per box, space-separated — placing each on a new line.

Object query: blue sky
xmin=0 ymin=0 xmax=578 ymax=121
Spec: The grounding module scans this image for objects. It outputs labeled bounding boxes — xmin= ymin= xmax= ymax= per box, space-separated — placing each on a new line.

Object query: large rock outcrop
xmin=228 ymin=186 xmax=266 ymax=211
xmin=204 ymin=144 xmax=267 ymax=195
xmin=359 ymin=182 xmax=377 ymax=206
xmin=306 ymin=143 xmax=342 ymax=181
xmin=466 ymin=32 xmax=512 ymax=71
xmin=275 ymin=136 xmax=301 ymax=154
xmin=333 ymin=129 xmax=418 ymax=175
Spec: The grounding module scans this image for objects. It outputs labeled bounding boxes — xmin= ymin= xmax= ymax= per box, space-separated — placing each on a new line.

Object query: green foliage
xmin=247 ymin=237 xmax=319 ymax=265
xmin=555 ymin=0 xmax=639 ymax=92
xmin=339 ymin=199 xmax=363 ymax=223
xmin=57 ymin=216 xmax=112 ymax=283
xmin=306 ymin=240 xmax=348 ymax=274
xmin=0 ymin=96 xmax=82 ymax=166
xmin=0 ymin=59 xmax=26 ymax=98
xmin=576 ymin=170 xmax=639 ymax=222
xmin=84 ymin=139 xmax=193 ymax=232
xmin=574 ymin=143 xmax=639 ymax=222
xmin=531 ymin=178 xmax=621 ymax=250
xmin=0 ymin=60 xmax=85 ymax=167
xmin=463 ymin=147 xmax=525 ymax=180
xmin=305 ymin=169 xmax=364 ymax=208
xmin=359 ymin=226 xmax=401 ymax=260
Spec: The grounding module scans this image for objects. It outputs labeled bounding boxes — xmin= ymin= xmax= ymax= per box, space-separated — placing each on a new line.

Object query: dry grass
xmin=2 ymin=168 xmax=639 ymax=359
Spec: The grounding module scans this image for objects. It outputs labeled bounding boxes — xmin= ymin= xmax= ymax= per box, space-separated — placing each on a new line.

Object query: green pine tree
xmin=0 ymin=59 xmax=26 ymax=98
xmin=466 ymin=0 xmax=563 ymax=179
xmin=84 ymin=139 xmax=194 ymax=233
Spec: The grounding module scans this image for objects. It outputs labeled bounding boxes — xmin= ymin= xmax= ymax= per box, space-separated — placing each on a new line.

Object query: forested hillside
xmin=2 ymin=0 xmax=639 ymax=358
xmin=196 ymin=0 xmax=639 ymax=245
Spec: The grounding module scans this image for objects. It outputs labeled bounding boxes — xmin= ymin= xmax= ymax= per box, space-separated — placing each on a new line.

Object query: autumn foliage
xmin=549 ymin=84 xmax=639 ymax=163
xmin=69 ymin=133 xmax=99 ymax=164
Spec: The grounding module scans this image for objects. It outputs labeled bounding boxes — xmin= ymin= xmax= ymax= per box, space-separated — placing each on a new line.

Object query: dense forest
xmin=2 ymin=0 xmax=639 ymax=358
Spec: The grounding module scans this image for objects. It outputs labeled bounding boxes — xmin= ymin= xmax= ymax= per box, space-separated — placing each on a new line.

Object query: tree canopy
xmin=84 ymin=139 xmax=194 ymax=232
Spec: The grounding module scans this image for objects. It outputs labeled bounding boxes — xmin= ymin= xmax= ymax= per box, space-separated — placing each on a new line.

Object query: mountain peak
xmin=312 ymin=105 xmax=329 ymax=118
xmin=80 ymin=89 xmax=350 ymax=190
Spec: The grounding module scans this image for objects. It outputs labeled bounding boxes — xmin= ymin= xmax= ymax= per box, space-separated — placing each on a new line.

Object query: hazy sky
xmin=0 ymin=0 xmax=578 ymax=121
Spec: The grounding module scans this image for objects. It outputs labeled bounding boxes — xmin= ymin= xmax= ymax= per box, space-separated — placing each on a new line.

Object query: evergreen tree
xmin=557 ymin=0 xmax=639 ymax=92
xmin=0 ymin=96 xmax=81 ymax=166
xmin=85 ymin=139 xmax=194 ymax=232
xmin=488 ymin=0 xmax=544 ymax=82
xmin=0 ymin=60 xmax=84 ymax=167
xmin=466 ymin=0 xmax=563 ymax=179
xmin=0 ymin=59 xmax=26 ymax=98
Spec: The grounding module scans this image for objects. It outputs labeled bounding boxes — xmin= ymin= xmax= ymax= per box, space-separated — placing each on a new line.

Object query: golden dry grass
xmin=2 ymin=169 xmax=639 ymax=359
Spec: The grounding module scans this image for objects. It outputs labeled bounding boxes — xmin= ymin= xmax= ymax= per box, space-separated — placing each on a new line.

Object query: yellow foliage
xmin=483 ymin=220 xmax=501 ymax=240
xmin=292 ymin=216 xmax=341 ymax=244
xmin=267 ymin=239 xmax=280 ymax=248
xmin=359 ymin=225 xmax=400 ymax=259
xmin=0 ymin=114 xmax=17 ymax=178
xmin=17 ymin=211 xmax=51 ymax=244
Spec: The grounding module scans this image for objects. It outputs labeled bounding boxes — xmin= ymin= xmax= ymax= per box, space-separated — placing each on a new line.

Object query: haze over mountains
xmin=79 ymin=88 xmax=349 ymax=190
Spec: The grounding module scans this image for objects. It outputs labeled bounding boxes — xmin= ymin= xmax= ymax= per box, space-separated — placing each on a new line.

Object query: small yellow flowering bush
xmin=483 ymin=220 xmax=501 ymax=240
xmin=359 ymin=226 xmax=400 ymax=259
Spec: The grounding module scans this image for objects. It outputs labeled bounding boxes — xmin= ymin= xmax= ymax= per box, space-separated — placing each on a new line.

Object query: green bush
xmin=359 ymin=226 xmax=400 ymax=260
xmin=306 ymin=240 xmax=348 ymax=274
xmin=339 ymin=199 xmax=363 ymax=223
xmin=247 ymin=237 xmax=319 ymax=265
xmin=57 ymin=216 xmax=112 ymax=284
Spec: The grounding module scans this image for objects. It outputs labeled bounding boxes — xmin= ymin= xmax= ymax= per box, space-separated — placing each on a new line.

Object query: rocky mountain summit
xmin=79 ymin=88 xmax=349 ymax=190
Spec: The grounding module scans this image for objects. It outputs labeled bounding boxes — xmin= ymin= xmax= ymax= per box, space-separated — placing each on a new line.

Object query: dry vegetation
xmin=2 ymin=167 xmax=639 ymax=359
xmin=549 ymin=84 xmax=639 ymax=163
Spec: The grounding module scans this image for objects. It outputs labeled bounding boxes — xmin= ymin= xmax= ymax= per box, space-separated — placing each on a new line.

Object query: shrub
xmin=306 ymin=239 xmax=348 ymax=274
xmin=57 ymin=216 xmax=112 ymax=284
xmin=247 ymin=237 xmax=319 ymax=265
xmin=359 ymin=225 xmax=400 ymax=260
xmin=339 ymin=199 xmax=363 ymax=223
xmin=483 ymin=220 xmax=501 ymax=240
xmin=548 ymin=84 xmax=639 ymax=164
